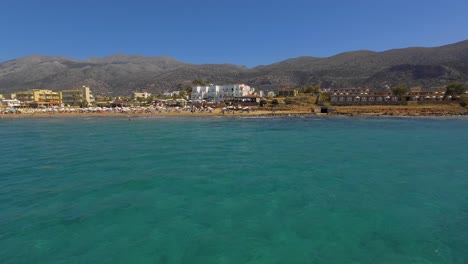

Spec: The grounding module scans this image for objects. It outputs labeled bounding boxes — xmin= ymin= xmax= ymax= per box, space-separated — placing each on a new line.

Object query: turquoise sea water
xmin=0 ymin=116 xmax=467 ymax=263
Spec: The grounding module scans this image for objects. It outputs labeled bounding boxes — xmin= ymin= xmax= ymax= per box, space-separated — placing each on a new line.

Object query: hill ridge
xmin=1 ymin=40 xmax=467 ymax=95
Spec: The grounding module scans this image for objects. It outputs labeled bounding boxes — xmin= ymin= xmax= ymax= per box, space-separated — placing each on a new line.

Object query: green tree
xmin=318 ymin=92 xmax=330 ymax=103
xmin=300 ymin=85 xmax=321 ymax=94
xmin=192 ymin=79 xmax=208 ymax=86
xmin=445 ymin=82 xmax=466 ymax=96
xmin=311 ymin=86 xmax=321 ymax=94
xmin=80 ymin=100 xmax=89 ymax=108
xmin=391 ymin=85 xmax=408 ymax=98
xmin=72 ymin=92 xmax=81 ymax=106
xmin=459 ymin=96 xmax=468 ymax=107
xmin=146 ymin=96 xmax=154 ymax=104
xmin=185 ymin=87 xmax=192 ymax=100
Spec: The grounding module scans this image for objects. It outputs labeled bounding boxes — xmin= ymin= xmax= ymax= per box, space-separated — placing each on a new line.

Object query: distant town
xmin=0 ymin=82 xmax=467 ymax=116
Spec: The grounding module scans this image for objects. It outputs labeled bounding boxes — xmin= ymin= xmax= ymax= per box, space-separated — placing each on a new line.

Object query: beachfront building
xmin=60 ymin=86 xmax=95 ymax=107
xmin=278 ymin=88 xmax=299 ymax=97
xmin=405 ymin=86 xmax=448 ymax=101
xmin=329 ymin=88 xmax=399 ymax=105
xmin=15 ymin=89 xmax=61 ymax=107
xmin=191 ymin=84 xmax=254 ymax=103
xmin=157 ymin=98 xmax=187 ymax=107
xmin=225 ymin=95 xmax=264 ymax=106
xmin=162 ymin=91 xmax=180 ymax=97
xmin=133 ymin=91 xmax=151 ymax=99
xmin=329 ymin=87 xmax=453 ymax=105
xmin=0 ymin=99 xmax=21 ymax=108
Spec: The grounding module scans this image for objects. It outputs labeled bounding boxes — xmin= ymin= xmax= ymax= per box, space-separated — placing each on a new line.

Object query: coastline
xmin=1 ymin=109 xmax=315 ymax=119
xmin=2 ymin=111 xmax=467 ymax=120
xmin=329 ymin=104 xmax=468 ymax=117
xmin=1 ymin=104 xmax=467 ymax=119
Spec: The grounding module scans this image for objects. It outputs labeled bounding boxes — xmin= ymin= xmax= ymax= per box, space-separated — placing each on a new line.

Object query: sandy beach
xmin=2 ymin=104 xmax=467 ymax=119
xmin=0 ymin=108 xmax=317 ymax=119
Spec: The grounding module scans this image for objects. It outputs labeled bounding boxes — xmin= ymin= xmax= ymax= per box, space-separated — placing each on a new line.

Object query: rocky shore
xmin=329 ymin=104 xmax=468 ymax=117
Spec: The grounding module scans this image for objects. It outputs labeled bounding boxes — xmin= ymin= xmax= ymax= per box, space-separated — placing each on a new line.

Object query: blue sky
xmin=1 ymin=0 xmax=467 ymax=67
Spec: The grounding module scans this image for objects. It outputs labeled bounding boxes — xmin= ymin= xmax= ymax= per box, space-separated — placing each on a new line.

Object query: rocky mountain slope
xmin=1 ymin=40 xmax=467 ymax=96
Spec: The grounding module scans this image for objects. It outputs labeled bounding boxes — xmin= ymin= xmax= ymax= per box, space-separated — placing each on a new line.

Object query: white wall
xmin=191 ymin=84 xmax=253 ymax=102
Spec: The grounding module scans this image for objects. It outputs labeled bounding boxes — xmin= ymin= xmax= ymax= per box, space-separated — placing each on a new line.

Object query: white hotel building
xmin=191 ymin=84 xmax=254 ymax=103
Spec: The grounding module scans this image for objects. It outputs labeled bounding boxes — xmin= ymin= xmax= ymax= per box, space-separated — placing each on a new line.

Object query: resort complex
xmin=328 ymin=87 xmax=453 ymax=105
xmin=1 ymin=86 xmax=95 ymax=108
xmin=191 ymin=84 xmax=255 ymax=103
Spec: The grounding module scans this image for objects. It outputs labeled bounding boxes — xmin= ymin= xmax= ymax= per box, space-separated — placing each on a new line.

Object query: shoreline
xmin=1 ymin=104 xmax=467 ymax=119
xmin=2 ymin=110 xmax=468 ymax=119
xmin=329 ymin=103 xmax=468 ymax=117
xmin=0 ymin=110 xmax=315 ymax=119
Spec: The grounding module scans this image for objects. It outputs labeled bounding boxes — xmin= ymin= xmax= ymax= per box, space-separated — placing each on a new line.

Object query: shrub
xmin=446 ymin=83 xmax=467 ymax=96
xmin=318 ymin=92 xmax=330 ymax=104
xmin=460 ymin=96 xmax=468 ymax=107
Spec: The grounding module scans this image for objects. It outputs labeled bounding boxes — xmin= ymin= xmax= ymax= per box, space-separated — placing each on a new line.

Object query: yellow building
xmin=278 ymin=88 xmax=299 ymax=97
xmin=60 ymin=86 xmax=95 ymax=106
xmin=15 ymin=89 xmax=61 ymax=107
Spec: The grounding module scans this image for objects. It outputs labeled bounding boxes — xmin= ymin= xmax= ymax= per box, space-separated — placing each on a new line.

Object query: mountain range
xmin=1 ymin=40 xmax=467 ymax=96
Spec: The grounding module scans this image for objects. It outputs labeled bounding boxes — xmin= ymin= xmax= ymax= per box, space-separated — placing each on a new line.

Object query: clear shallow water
xmin=0 ymin=116 xmax=467 ymax=263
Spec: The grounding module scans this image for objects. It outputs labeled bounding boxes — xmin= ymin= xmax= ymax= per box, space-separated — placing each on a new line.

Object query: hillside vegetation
xmin=1 ymin=40 xmax=468 ymax=95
